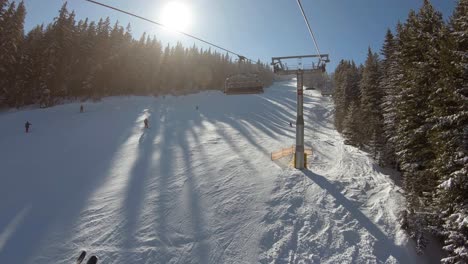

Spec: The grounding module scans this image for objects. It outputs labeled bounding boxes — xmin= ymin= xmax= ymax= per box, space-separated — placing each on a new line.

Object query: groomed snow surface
xmin=0 ymin=80 xmax=439 ymax=263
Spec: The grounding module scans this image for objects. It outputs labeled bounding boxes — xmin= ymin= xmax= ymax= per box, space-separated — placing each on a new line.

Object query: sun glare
xmin=161 ymin=1 xmax=191 ymax=31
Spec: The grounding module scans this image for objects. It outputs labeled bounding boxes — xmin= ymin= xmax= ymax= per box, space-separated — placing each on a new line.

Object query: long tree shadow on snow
xmin=152 ymin=115 xmax=175 ymax=262
xmin=122 ymin=107 xmax=161 ymax=249
xmin=0 ymin=101 xmax=149 ymax=264
xmin=303 ymin=170 xmax=408 ymax=262
xmin=200 ymin=96 xmax=297 ymax=157
xmin=177 ymin=126 xmax=210 ymax=264
xmin=261 ymin=85 xmax=333 ymax=138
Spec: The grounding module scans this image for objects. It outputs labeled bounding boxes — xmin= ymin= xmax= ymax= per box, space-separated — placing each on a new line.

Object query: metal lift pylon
xmin=271 ymin=54 xmax=329 ymax=169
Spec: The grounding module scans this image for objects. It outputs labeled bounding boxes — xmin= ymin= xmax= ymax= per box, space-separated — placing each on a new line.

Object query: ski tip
xmin=86 ymin=255 xmax=98 ymax=264
xmin=76 ymin=250 xmax=86 ymax=264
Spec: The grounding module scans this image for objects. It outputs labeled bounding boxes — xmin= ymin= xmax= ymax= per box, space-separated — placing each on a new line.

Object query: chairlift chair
xmin=224 ymin=56 xmax=264 ymax=95
xmin=224 ymin=73 xmax=264 ymax=95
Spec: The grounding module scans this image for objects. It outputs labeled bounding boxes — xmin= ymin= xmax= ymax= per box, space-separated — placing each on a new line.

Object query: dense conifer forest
xmin=0 ymin=1 xmax=273 ymax=108
xmin=332 ymin=0 xmax=467 ymax=261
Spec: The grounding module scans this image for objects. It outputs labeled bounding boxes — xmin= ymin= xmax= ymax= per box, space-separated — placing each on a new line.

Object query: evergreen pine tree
xmin=380 ymin=28 xmax=401 ymax=168
xmin=81 ymin=21 xmax=98 ymax=98
xmin=0 ymin=1 xmax=26 ymax=106
xmin=430 ymin=0 xmax=468 ymax=262
xmin=21 ymin=24 xmax=45 ymax=104
xmin=333 ymin=60 xmax=361 ymax=134
xmin=41 ymin=2 xmax=75 ymax=102
xmin=342 ymin=102 xmax=363 ymax=146
xmin=395 ymin=0 xmax=446 ymax=252
xmin=10 ymin=1 xmax=26 ymax=107
xmin=0 ymin=0 xmax=10 ymax=53
xmin=359 ymin=47 xmax=383 ymax=156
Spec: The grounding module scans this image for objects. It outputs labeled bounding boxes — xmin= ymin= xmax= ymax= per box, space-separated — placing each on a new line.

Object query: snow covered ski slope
xmin=0 ymin=80 xmax=437 ymax=263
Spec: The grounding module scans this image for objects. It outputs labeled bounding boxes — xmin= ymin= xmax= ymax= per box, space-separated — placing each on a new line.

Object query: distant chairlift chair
xmin=224 ymin=73 xmax=264 ymax=95
xmin=224 ymin=55 xmax=264 ymax=95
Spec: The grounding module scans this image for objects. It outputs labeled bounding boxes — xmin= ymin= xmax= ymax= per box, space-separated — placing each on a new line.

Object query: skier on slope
xmin=80 ymin=104 xmax=84 ymax=113
xmin=144 ymin=118 xmax=149 ymax=128
xmin=25 ymin=121 xmax=32 ymax=133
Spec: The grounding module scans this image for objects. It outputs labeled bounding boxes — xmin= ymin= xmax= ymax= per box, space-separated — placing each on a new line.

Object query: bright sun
xmin=161 ymin=1 xmax=191 ymax=31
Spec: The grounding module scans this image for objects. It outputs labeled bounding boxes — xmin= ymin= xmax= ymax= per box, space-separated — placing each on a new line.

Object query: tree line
xmin=0 ymin=1 xmax=274 ymax=108
xmin=332 ymin=0 xmax=467 ymax=261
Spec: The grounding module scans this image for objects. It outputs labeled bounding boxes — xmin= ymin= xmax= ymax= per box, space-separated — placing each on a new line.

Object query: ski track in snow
xmin=0 ymin=80 xmax=434 ymax=263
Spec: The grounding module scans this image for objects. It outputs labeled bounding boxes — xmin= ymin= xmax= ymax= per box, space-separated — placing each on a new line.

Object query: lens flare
xmin=161 ymin=1 xmax=191 ymax=31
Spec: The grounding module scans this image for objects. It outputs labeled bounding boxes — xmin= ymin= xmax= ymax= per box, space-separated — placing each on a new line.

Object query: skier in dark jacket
xmin=80 ymin=104 xmax=84 ymax=113
xmin=144 ymin=118 xmax=149 ymax=128
xmin=25 ymin=121 xmax=32 ymax=133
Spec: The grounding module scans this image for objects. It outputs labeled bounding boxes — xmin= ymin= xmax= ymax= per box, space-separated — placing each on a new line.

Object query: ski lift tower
xmin=271 ymin=54 xmax=329 ymax=169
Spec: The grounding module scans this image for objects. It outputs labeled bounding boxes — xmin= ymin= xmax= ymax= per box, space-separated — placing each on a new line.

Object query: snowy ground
xmin=0 ymin=80 xmax=439 ymax=263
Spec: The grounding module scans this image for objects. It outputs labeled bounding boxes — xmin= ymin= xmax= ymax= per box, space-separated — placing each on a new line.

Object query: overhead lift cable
xmin=84 ymin=0 xmax=253 ymax=63
xmin=296 ymin=0 xmax=322 ymax=58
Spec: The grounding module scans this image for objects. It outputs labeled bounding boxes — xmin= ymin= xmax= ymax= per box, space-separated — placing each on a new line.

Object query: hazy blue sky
xmin=17 ymin=0 xmax=457 ymax=71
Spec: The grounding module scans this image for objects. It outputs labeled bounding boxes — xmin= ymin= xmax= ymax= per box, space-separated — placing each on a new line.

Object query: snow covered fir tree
xmin=332 ymin=0 xmax=467 ymax=262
